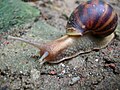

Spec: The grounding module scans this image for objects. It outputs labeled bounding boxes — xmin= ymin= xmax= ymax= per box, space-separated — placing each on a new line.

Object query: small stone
xmin=3 ymin=41 xmax=9 ymax=45
xmin=61 ymin=69 xmax=66 ymax=74
xmin=20 ymin=71 xmax=23 ymax=74
xmin=95 ymin=59 xmax=99 ymax=62
xmin=69 ymin=76 xmax=80 ymax=85
xmin=57 ymin=73 xmax=64 ymax=78
xmin=60 ymin=63 xmax=65 ymax=67
xmin=68 ymin=74 xmax=72 ymax=77
xmin=105 ymin=63 xmax=116 ymax=69
xmin=57 ymin=70 xmax=66 ymax=78
xmin=49 ymin=71 xmax=56 ymax=75
xmin=31 ymin=69 xmax=40 ymax=81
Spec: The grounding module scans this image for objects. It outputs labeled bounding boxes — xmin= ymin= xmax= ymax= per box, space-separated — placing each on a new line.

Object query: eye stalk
xmin=66 ymin=25 xmax=90 ymax=36
xmin=66 ymin=27 xmax=84 ymax=36
xmin=39 ymin=51 xmax=49 ymax=65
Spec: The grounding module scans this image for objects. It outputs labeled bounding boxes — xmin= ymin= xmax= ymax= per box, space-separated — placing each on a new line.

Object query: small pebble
xmin=69 ymin=76 xmax=80 ymax=85
xmin=20 ymin=71 xmax=23 ymax=74
xmin=60 ymin=63 xmax=65 ymax=67
xmin=68 ymin=74 xmax=72 ymax=77
xmin=95 ymin=59 xmax=99 ymax=62
xmin=61 ymin=69 xmax=66 ymax=74
xmin=105 ymin=63 xmax=116 ymax=69
xmin=49 ymin=71 xmax=56 ymax=75
xmin=57 ymin=73 xmax=64 ymax=78
xmin=31 ymin=69 xmax=40 ymax=81
xmin=3 ymin=41 xmax=9 ymax=45
xmin=57 ymin=69 xmax=66 ymax=78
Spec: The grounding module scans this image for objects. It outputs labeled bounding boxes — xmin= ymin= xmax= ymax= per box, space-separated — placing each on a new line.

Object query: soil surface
xmin=0 ymin=0 xmax=120 ymax=90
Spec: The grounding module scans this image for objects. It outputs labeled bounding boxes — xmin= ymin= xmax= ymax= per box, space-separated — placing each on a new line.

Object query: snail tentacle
xmin=8 ymin=35 xmax=41 ymax=49
xmin=39 ymin=51 xmax=49 ymax=64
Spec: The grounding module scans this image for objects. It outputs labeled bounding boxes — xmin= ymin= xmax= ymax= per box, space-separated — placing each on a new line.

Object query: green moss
xmin=0 ymin=0 xmax=40 ymax=33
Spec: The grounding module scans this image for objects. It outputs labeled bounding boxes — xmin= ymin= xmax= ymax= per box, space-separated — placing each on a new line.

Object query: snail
xmin=8 ymin=0 xmax=118 ymax=64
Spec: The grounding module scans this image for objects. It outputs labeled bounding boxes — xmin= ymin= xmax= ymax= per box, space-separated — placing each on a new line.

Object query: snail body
xmin=8 ymin=0 xmax=118 ymax=64
xmin=39 ymin=33 xmax=114 ymax=63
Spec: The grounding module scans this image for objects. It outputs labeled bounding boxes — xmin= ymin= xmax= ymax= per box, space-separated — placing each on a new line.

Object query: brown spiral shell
xmin=66 ymin=0 xmax=118 ymax=37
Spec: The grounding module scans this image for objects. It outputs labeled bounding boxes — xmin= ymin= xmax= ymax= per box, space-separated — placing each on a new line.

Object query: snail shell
xmin=66 ymin=0 xmax=118 ymax=37
xmin=8 ymin=0 xmax=118 ymax=64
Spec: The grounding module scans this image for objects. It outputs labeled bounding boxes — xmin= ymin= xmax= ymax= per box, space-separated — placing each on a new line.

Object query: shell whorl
xmin=66 ymin=0 xmax=118 ymax=37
